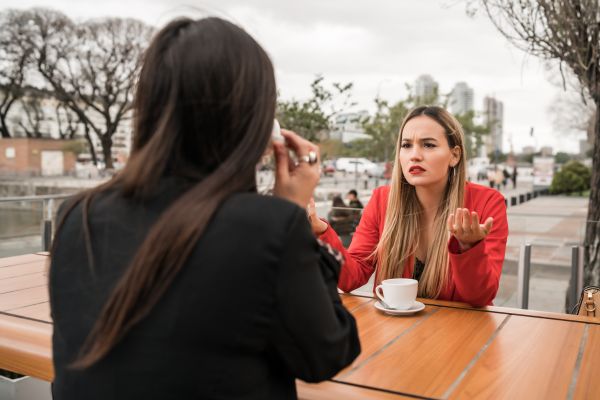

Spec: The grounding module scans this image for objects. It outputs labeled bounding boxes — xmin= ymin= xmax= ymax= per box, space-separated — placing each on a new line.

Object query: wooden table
xmin=1 ymin=254 xmax=600 ymax=399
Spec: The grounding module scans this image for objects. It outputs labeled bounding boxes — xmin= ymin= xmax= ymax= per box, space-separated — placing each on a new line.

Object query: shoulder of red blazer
xmin=463 ymin=181 xmax=506 ymax=209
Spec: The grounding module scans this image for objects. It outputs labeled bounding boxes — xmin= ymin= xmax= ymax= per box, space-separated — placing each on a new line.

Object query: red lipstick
xmin=408 ymin=165 xmax=426 ymax=175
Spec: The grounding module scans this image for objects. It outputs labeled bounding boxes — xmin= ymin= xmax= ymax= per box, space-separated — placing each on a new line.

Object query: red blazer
xmin=319 ymin=182 xmax=508 ymax=306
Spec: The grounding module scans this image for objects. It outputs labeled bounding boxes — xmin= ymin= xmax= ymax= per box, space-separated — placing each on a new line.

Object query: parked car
xmin=367 ymin=161 xmax=393 ymax=179
xmin=321 ymin=160 xmax=336 ymax=176
xmin=335 ymin=157 xmax=377 ymax=174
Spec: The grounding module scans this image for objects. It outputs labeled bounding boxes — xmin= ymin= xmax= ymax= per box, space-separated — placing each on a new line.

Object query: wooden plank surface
xmin=449 ymin=315 xmax=584 ymax=399
xmin=0 ymin=285 xmax=49 ymax=312
xmin=341 ymin=294 xmax=373 ymax=312
xmin=7 ymin=302 xmax=52 ymax=322
xmin=297 ymin=380 xmax=412 ymax=400
xmin=0 ymin=314 xmax=53 ymax=381
xmin=423 ymin=298 xmax=600 ymax=325
xmin=0 ymin=262 xmax=45 ymax=280
xmin=0 ymin=253 xmax=599 ymax=400
xmin=338 ymin=308 xmax=506 ymax=398
xmin=0 ymin=253 xmax=47 ymax=268
xmin=0 ymin=272 xmax=47 ymax=294
xmin=338 ymin=299 xmax=437 ymax=373
xmin=574 ymin=324 xmax=600 ymax=399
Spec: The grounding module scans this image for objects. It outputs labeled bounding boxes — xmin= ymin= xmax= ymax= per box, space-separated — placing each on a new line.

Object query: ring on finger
xmin=298 ymin=150 xmax=319 ymax=165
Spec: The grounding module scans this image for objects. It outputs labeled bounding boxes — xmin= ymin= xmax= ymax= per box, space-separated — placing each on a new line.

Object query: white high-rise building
xmin=483 ymin=96 xmax=504 ymax=156
xmin=331 ymin=110 xmax=371 ymax=143
xmin=414 ymin=74 xmax=439 ymax=102
xmin=449 ymin=82 xmax=474 ymax=115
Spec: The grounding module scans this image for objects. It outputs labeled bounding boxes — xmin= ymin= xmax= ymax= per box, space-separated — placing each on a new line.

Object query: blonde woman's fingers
xmin=471 ymin=211 xmax=479 ymax=230
xmin=453 ymin=208 xmax=463 ymax=234
xmin=447 ymin=213 xmax=455 ymax=232
xmin=462 ymin=209 xmax=471 ymax=232
xmin=482 ymin=217 xmax=494 ymax=235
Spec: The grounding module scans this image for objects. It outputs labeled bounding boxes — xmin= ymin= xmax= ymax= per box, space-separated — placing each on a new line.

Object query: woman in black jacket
xmin=49 ymin=17 xmax=360 ymax=400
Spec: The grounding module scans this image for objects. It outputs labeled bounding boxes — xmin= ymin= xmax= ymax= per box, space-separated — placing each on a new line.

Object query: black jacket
xmin=49 ymin=180 xmax=360 ymax=399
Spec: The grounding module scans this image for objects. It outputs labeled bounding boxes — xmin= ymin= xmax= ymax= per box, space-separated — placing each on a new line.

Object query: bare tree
xmin=25 ymin=9 xmax=153 ymax=168
xmin=55 ymin=102 xmax=79 ymax=139
xmin=0 ymin=10 xmax=35 ymax=137
xmin=468 ymin=0 xmax=600 ymax=287
xmin=16 ymin=91 xmax=46 ymax=137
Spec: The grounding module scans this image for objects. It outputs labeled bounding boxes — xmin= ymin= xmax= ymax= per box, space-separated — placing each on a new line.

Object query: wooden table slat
xmin=449 ymin=315 xmax=584 ymax=399
xmin=0 ymin=272 xmax=47 ymax=294
xmin=297 ymin=380 xmax=412 ymax=399
xmin=339 ymin=308 xmax=506 ymax=398
xmin=0 ymin=314 xmax=54 ymax=381
xmin=7 ymin=302 xmax=52 ymax=322
xmin=0 ymin=285 xmax=49 ymax=312
xmin=0 ymin=254 xmax=47 ymax=268
xmin=0 ymin=262 xmax=45 ymax=280
xmin=574 ymin=324 xmax=600 ymax=398
xmin=341 ymin=294 xmax=373 ymax=312
xmin=338 ymin=299 xmax=437 ymax=373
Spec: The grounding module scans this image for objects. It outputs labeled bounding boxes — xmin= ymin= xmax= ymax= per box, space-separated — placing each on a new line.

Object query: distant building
xmin=0 ymin=138 xmax=77 ymax=176
xmin=483 ymin=96 xmax=504 ymax=156
xmin=522 ymin=146 xmax=535 ymax=155
xmin=1 ymin=88 xmax=132 ymax=166
xmin=540 ymin=146 xmax=553 ymax=157
xmin=414 ymin=75 xmax=439 ymax=102
xmin=449 ymin=82 xmax=474 ymax=115
xmin=331 ymin=110 xmax=371 ymax=143
xmin=580 ymin=139 xmax=592 ymax=156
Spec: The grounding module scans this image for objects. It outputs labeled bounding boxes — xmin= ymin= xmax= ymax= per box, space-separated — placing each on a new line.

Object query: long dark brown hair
xmin=52 ymin=17 xmax=277 ymax=368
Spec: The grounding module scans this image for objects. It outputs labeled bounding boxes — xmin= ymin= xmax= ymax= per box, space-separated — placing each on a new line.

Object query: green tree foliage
xmin=361 ymin=92 xmax=488 ymax=162
xmin=359 ymin=99 xmax=410 ymax=162
xmin=276 ymin=76 xmax=355 ymax=142
xmin=554 ymin=152 xmax=572 ymax=164
xmin=550 ymin=161 xmax=591 ymax=195
xmin=455 ymin=110 xmax=490 ymax=159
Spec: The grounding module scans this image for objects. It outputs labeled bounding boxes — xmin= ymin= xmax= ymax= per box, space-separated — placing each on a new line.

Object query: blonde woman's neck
xmin=415 ymin=180 xmax=448 ymax=220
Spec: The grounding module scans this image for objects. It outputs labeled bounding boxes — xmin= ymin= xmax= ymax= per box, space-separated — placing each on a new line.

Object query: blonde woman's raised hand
xmin=273 ymin=129 xmax=320 ymax=209
xmin=447 ymin=208 xmax=493 ymax=251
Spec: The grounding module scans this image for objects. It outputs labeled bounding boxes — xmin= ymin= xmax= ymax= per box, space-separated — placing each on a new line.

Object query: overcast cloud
xmin=0 ymin=0 xmax=583 ymax=152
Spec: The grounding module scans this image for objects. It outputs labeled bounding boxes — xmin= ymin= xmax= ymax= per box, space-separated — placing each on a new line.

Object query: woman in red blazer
xmin=310 ymin=106 xmax=508 ymax=307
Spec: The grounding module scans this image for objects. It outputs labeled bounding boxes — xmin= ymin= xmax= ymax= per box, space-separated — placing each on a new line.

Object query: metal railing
xmin=516 ymin=243 xmax=586 ymax=312
xmin=0 ymin=194 xmax=72 ymax=251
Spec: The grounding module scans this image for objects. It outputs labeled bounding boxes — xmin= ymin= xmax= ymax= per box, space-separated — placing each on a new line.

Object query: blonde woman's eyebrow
xmin=401 ymin=137 xmax=439 ymax=142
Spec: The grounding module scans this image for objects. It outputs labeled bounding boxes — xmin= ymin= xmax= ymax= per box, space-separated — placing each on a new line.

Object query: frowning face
xmin=399 ymin=115 xmax=460 ymax=189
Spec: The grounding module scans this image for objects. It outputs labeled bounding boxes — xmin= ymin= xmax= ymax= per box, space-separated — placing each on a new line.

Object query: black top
xmin=49 ymin=179 xmax=360 ymax=400
xmin=413 ymin=258 xmax=425 ymax=282
xmin=348 ymin=199 xmax=363 ymax=209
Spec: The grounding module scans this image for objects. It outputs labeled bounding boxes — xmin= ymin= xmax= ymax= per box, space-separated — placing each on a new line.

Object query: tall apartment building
xmin=483 ymin=96 xmax=504 ymax=156
xmin=414 ymin=74 xmax=439 ymax=103
xmin=449 ymin=82 xmax=474 ymax=115
xmin=330 ymin=110 xmax=371 ymax=143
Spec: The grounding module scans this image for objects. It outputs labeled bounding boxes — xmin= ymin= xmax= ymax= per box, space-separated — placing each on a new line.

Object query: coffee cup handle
xmin=375 ymin=285 xmax=386 ymax=304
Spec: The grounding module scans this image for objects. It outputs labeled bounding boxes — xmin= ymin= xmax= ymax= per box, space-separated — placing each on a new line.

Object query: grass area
xmin=565 ymin=190 xmax=590 ymax=197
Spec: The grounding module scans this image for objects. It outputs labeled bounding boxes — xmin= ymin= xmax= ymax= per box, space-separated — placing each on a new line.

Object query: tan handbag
xmin=577 ymin=286 xmax=600 ymax=318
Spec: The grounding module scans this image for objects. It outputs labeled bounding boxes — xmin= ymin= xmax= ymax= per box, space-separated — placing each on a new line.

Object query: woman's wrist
xmin=312 ymin=219 xmax=329 ymax=236
xmin=457 ymin=239 xmax=474 ymax=252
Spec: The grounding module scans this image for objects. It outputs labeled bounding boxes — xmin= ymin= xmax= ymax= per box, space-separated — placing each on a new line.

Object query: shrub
xmin=550 ymin=161 xmax=591 ymax=195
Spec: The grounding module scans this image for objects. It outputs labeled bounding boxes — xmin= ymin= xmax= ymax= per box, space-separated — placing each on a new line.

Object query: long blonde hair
xmin=375 ymin=106 xmax=467 ymax=298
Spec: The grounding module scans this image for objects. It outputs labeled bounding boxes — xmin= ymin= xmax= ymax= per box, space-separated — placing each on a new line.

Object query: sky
xmin=0 ymin=0 xmax=587 ymax=153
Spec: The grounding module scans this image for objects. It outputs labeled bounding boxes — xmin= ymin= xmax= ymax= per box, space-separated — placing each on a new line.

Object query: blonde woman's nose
xmin=409 ymin=147 xmax=423 ymax=161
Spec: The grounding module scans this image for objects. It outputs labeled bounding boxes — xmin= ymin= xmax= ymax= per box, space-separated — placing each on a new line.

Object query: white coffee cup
xmin=375 ymin=278 xmax=418 ymax=310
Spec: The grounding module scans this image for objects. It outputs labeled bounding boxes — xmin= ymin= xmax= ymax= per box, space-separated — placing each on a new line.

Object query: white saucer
xmin=374 ymin=300 xmax=425 ymax=315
